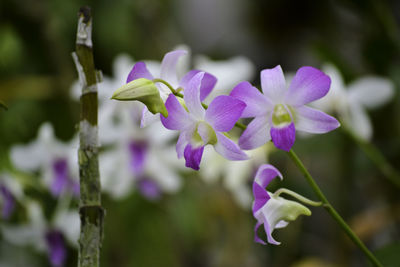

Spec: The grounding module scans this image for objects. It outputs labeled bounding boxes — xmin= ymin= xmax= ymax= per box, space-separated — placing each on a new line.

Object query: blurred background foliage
xmin=0 ymin=0 xmax=400 ymax=266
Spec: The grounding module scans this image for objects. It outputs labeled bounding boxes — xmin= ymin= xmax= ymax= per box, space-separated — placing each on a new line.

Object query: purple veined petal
xmin=230 ymin=81 xmax=272 ymax=118
xmin=160 ymin=50 xmax=188 ymax=87
xmin=126 ymin=62 xmax=154 ymax=83
xmin=0 ymin=184 xmax=15 ymax=219
xmin=180 ymin=70 xmax=217 ymax=101
xmin=263 ymin=213 xmax=280 ymax=245
xmin=45 ymin=230 xmax=67 ymax=267
xmin=51 ymin=159 xmax=69 ymax=196
xmin=252 ymin=182 xmax=270 ymax=214
xmin=214 ymin=133 xmax=248 ymax=160
xmin=261 ymin=66 xmax=287 ymax=103
xmin=239 ymin=116 xmax=271 ymax=150
xmin=137 ymin=178 xmax=161 ymax=200
xmin=254 ymin=221 xmax=267 ymax=245
xmin=295 ymin=106 xmax=340 ymax=134
xmin=285 ymin=66 xmax=331 ymax=107
xmin=205 ymin=95 xmax=246 ymax=132
xmin=254 ymin=164 xmax=283 ymax=188
xmin=161 ymin=94 xmax=192 ymax=130
xmin=270 ymin=122 xmax=296 ymax=151
xmin=128 ymin=140 xmax=148 ymax=175
xmin=184 ymin=72 xmax=206 ymax=119
xmin=183 ymin=144 xmax=204 ymax=170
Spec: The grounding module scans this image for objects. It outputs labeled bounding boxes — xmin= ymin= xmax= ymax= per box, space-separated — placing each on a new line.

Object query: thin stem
xmin=287 ymin=149 xmax=383 ymax=267
xmin=273 ymin=188 xmax=322 ymax=207
xmin=342 ymin=125 xmax=400 ymax=188
xmin=72 ymin=6 xmax=104 ymax=267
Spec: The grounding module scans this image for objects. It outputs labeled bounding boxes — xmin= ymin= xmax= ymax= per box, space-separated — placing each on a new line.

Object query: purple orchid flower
xmin=45 ymin=230 xmax=67 ymax=267
xmin=230 ymin=65 xmax=340 ymax=151
xmin=160 ymin=72 xmax=248 ymax=170
xmin=126 ymin=50 xmax=217 ymax=127
xmin=252 ymin=164 xmax=311 ymax=245
xmin=51 ymin=158 xmax=79 ymax=197
xmin=0 ymin=184 xmax=15 ymax=219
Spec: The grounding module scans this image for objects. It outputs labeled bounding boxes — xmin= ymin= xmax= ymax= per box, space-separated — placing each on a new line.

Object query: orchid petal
xmin=180 ymin=70 xmax=217 ymax=101
xmin=160 ymin=50 xmax=188 ymax=87
xmin=161 ymin=94 xmax=192 ymax=130
xmin=261 ymin=66 xmax=287 ymax=102
xmin=126 ymin=62 xmax=154 ymax=83
xmin=176 ymin=132 xmax=188 ymax=158
xmin=214 ymin=133 xmax=248 ymax=161
xmin=347 ymin=102 xmax=372 ymax=140
xmin=285 ymin=66 xmax=331 ymax=106
xmin=239 ymin=116 xmax=271 ymax=150
xmin=263 ymin=213 xmax=281 ymax=245
xmin=183 ymin=144 xmax=204 ymax=170
xmin=184 ymin=72 xmax=206 ymax=119
xmin=270 ymin=122 xmax=296 ymax=151
xmin=254 ymin=164 xmax=283 ymax=188
xmin=205 ymin=95 xmax=246 ymax=132
xmin=348 ymin=76 xmax=394 ymax=109
xmin=252 ymin=182 xmax=270 ymax=214
xmin=140 ymin=107 xmax=159 ymax=128
xmin=295 ymin=106 xmax=340 ymax=134
xmin=230 ymin=81 xmax=272 ymax=118
xmin=254 ymin=221 xmax=267 ymax=245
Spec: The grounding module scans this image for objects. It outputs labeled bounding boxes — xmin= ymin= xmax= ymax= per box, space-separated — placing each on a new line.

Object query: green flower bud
xmin=111 ymin=78 xmax=168 ymax=117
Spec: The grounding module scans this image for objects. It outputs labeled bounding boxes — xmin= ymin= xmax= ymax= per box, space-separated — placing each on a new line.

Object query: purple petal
xmin=252 ymin=182 xmax=270 ymax=214
xmin=160 ymin=50 xmax=188 ymax=87
xmin=126 ymin=62 xmax=154 ymax=83
xmin=205 ymin=96 xmax=246 ymax=132
xmin=230 ymin=81 xmax=272 ymax=118
xmin=137 ymin=178 xmax=161 ymax=200
xmin=45 ymin=230 xmax=67 ymax=267
xmin=285 ymin=66 xmax=331 ymax=106
xmin=214 ymin=133 xmax=248 ymax=160
xmin=239 ymin=116 xmax=271 ymax=150
xmin=184 ymin=144 xmax=204 ymax=170
xmin=295 ymin=106 xmax=340 ymax=133
xmin=161 ymin=94 xmax=192 ymax=130
xmin=128 ymin=141 xmax=148 ymax=175
xmin=180 ymin=70 xmax=217 ymax=101
xmin=261 ymin=66 xmax=286 ymax=102
xmin=270 ymin=122 xmax=296 ymax=151
xmin=184 ymin=72 xmax=206 ymax=118
xmin=0 ymin=184 xmax=15 ymax=219
xmin=254 ymin=221 xmax=267 ymax=245
xmin=51 ymin=159 xmax=69 ymax=196
xmin=254 ymin=164 xmax=283 ymax=188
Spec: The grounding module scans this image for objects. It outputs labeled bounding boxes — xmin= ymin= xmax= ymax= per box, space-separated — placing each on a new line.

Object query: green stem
xmin=72 ymin=6 xmax=104 ymax=267
xmin=342 ymin=126 xmax=400 ymax=188
xmin=287 ymin=149 xmax=383 ymax=267
xmin=273 ymin=188 xmax=322 ymax=207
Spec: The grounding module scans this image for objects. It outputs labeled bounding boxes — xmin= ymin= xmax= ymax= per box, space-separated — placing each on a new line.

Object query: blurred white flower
xmin=10 ymin=123 xmax=79 ymax=197
xmin=200 ymin=142 xmax=273 ymax=209
xmin=312 ymin=64 xmax=394 ymax=140
xmin=0 ymin=201 xmax=79 ymax=267
xmin=0 ymin=172 xmax=23 ymax=219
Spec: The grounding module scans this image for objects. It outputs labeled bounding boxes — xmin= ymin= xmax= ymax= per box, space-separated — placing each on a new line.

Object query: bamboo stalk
xmin=72 ymin=6 xmax=104 ymax=267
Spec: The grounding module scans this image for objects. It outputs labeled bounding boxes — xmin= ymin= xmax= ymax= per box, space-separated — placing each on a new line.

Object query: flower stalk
xmin=72 ymin=6 xmax=104 ymax=267
xmin=287 ymin=149 xmax=383 ymax=267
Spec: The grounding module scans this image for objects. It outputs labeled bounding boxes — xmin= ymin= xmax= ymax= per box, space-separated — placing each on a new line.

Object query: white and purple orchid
xmin=126 ymin=49 xmax=217 ymax=127
xmin=230 ymin=65 xmax=340 ymax=151
xmin=161 ymin=72 xmax=248 ymax=170
xmin=10 ymin=123 xmax=79 ymax=197
xmin=252 ymin=164 xmax=312 ymax=245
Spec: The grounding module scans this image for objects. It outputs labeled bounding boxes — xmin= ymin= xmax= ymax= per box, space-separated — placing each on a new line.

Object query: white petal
xmin=347 ymin=102 xmax=373 ymax=141
xmin=348 ymin=76 xmax=394 ymax=109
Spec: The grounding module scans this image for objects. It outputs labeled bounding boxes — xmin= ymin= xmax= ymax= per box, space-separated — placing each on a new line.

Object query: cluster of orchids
xmin=112 ymin=48 xmax=344 ymax=245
